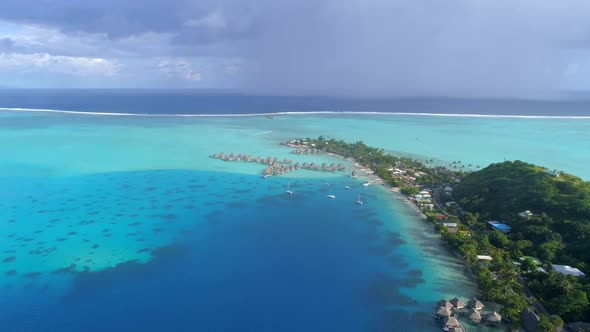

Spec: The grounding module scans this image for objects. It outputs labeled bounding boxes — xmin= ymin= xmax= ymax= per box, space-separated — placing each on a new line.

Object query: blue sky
xmin=0 ymin=0 xmax=590 ymax=97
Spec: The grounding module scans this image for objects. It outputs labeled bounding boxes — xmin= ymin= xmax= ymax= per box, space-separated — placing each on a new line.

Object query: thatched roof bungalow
xmin=468 ymin=309 xmax=482 ymax=323
xmin=485 ymin=312 xmax=502 ymax=326
xmin=444 ymin=316 xmax=461 ymax=329
xmin=467 ymin=298 xmax=484 ymax=311
xmin=437 ymin=299 xmax=453 ymax=310
xmin=435 ymin=306 xmax=452 ymax=318
xmin=450 ymin=297 xmax=465 ymax=310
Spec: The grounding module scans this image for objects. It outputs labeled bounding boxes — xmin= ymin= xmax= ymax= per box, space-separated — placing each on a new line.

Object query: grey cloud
xmin=2 ymin=0 xmax=590 ymax=96
xmin=0 ymin=38 xmax=15 ymax=51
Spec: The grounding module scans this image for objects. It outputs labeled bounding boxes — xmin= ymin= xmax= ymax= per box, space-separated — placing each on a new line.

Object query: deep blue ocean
xmin=1 ymin=89 xmax=590 ymax=116
xmin=1 ymin=169 xmax=441 ymax=332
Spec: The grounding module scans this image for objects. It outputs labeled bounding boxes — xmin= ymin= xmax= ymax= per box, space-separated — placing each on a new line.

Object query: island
xmin=299 ymin=137 xmax=590 ymax=332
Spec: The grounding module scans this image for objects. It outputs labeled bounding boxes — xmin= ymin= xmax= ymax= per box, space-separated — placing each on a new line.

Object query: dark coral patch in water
xmin=128 ymin=222 xmax=142 ymax=227
xmin=53 ymin=264 xmax=77 ymax=275
xmin=3 ymin=256 xmax=15 ymax=263
xmin=387 ymin=232 xmax=407 ymax=246
xmin=136 ymin=248 xmax=151 ymax=254
xmin=79 ymin=220 xmax=96 ymax=225
xmin=56 ymin=238 xmax=67 ymax=242
xmin=4 ymin=269 xmax=16 ymax=276
xmin=92 ymin=244 xmax=100 ymax=249
xmin=24 ymin=271 xmax=41 ymax=278
xmin=361 ymin=275 xmax=419 ymax=307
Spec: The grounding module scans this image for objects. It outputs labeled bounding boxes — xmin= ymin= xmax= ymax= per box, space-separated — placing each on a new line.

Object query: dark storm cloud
xmin=1 ymin=0 xmax=590 ymax=95
xmin=0 ymin=0 xmax=184 ymax=37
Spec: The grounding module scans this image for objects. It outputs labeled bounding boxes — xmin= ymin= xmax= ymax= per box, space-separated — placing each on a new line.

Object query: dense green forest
xmin=454 ymin=161 xmax=590 ymax=269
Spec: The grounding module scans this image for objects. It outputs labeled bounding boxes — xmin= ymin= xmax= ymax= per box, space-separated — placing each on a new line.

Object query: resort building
xmin=476 ymin=255 xmax=493 ymax=261
xmin=468 ymin=309 xmax=482 ymax=323
xmin=552 ymin=264 xmax=586 ymax=277
xmin=487 ymin=221 xmax=511 ymax=233
xmin=444 ymin=317 xmax=461 ymax=329
xmin=467 ymin=298 xmax=484 ymax=311
xmin=450 ymin=297 xmax=465 ymax=310
xmin=445 ymin=201 xmax=457 ymax=207
xmin=442 ymin=223 xmax=458 ymax=228
xmin=437 ymin=299 xmax=453 ymax=310
xmin=485 ymin=312 xmax=502 ymax=326
xmin=444 ymin=186 xmax=453 ymax=194
xmin=518 ymin=210 xmax=533 ymax=218
xmin=435 ymin=306 xmax=452 ymax=318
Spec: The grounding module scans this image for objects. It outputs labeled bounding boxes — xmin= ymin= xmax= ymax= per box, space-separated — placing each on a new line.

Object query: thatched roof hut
xmin=450 ymin=297 xmax=466 ymax=310
xmin=437 ymin=299 xmax=453 ymax=310
xmin=444 ymin=316 xmax=461 ymax=328
xmin=467 ymin=298 xmax=484 ymax=311
xmin=485 ymin=311 xmax=502 ymax=326
xmin=435 ymin=306 xmax=452 ymax=318
xmin=468 ymin=309 xmax=482 ymax=323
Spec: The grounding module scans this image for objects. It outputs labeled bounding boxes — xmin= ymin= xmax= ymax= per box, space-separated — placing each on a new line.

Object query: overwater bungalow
xmin=468 ymin=309 xmax=482 ymax=323
xmin=436 ymin=299 xmax=453 ymax=310
xmin=435 ymin=306 xmax=452 ymax=319
xmin=444 ymin=316 xmax=461 ymax=329
xmin=485 ymin=312 xmax=502 ymax=326
xmin=450 ymin=297 xmax=465 ymax=310
xmin=467 ymin=298 xmax=484 ymax=311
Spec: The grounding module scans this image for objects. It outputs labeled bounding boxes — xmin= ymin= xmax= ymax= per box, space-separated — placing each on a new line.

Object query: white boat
xmin=326 ymin=195 xmax=336 ymax=199
xmin=345 ymin=186 xmax=351 ymax=190
xmin=286 ymin=182 xmax=293 ymax=195
xmin=362 ymin=182 xmax=370 ymax=187
xmin=356 ymin=193 xmax=364 ymax=205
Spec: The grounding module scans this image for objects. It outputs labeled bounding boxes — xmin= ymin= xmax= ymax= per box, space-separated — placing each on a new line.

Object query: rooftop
xmin=487 ymin=221 xmax=511 ymax=232
xmin=552 ymin=264 xmax=586 ymax=277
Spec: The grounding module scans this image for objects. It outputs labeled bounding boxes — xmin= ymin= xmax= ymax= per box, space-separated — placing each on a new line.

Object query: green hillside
xmin=455 ymin=160 xmax=590 ymax=269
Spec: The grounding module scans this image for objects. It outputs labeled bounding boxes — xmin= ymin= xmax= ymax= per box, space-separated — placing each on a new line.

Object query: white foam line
xmin=254 ymin=130 xmax=273 ymax=135
xmin=1 ymin=107 xmax=589 ymax=119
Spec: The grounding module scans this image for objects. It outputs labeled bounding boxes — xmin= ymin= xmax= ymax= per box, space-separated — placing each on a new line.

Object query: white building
xmin=552 ymin=264 xmax=586 ymax=277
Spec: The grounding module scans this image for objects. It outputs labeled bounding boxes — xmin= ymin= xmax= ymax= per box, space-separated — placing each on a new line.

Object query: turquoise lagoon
xmin=1 ymin=110 xmax=589 ymax=331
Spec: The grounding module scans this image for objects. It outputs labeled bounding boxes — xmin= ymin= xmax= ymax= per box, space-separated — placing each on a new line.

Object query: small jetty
xmin=434 ymin=297 xmax=503 ymax=331
xmin=210 ymin=151 xmax=346 ymax=178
